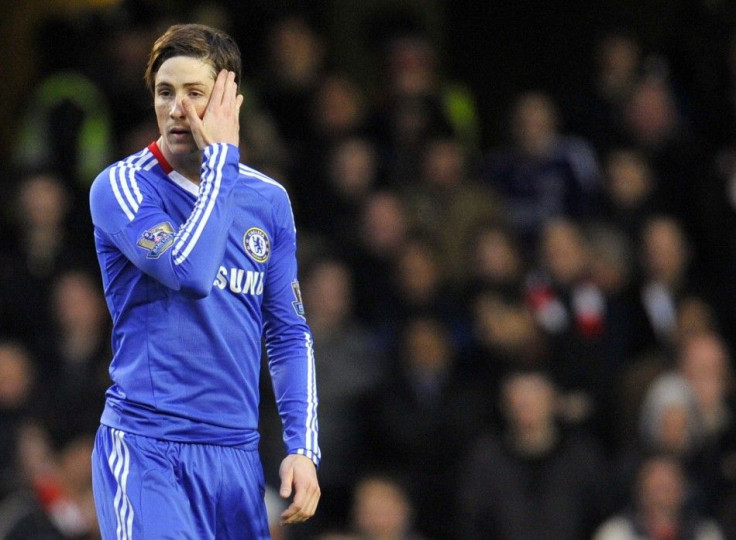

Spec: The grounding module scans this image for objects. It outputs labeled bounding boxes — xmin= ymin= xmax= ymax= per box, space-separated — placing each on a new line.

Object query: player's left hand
xmin=278 ymin=454 xmax=320 ymax=525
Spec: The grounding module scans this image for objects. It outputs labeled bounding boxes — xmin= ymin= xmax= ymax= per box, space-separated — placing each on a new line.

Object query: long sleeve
xmin=261 ymin=189 xmax=320 ymax=466
xmin=89 ymin=143 xmax=240 ymax=298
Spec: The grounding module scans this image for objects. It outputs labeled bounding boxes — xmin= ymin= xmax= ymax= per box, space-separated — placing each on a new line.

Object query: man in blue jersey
xmin=88 ymin=24 xmax=320 ymax=538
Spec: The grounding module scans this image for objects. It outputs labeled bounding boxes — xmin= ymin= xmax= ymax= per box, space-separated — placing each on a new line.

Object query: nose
xmin=169 ymin=96 xmax=186 ymax=118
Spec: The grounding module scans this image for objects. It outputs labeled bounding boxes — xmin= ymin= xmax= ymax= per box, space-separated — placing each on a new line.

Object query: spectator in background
xmin=524 ymin=218 xmax=610 ymax=431
xmin=311 ymin=73 xmax=369 ymax=144
xmin=0 ymin=171 xmax=96 ymax=356
xmin=257 ymin=15 xmax=325 ymax=172
xmin=371 ymin=34 xmax=457 ymax=186
xmin=585 ymin=223 xmax=654 ymax=451
xmin=13 ymin=13 xmax=115 ymax=196
xmin=600 ymin=148 xmax=661 ymax=240
xmin=345 ymin=189 xmax=410 ymax=332
xmin=301 ymin=73 xmax=372 ymax=233
xmin=39 ymin=269 xmax=111 ymax=440
xmin=299 ymin=257 xmax=387 ymax=532
xmin=460 ymin=287 xmax=548 ymax=423
xmin=464 ymin=220 xmax=527 ymax=299
xmin=636 ymin=215 xmax=699 ymax=355
xmin=620 ymin=70 xmax=708 ymax=234
xmin=363 ymin=315 xmax=489 ymax=540
xmin=612 ymin=333 xmax=733 ymax=520
xmin=458 ymin=368 xmax=608 ymax=540
xmin=403 ymin=135 xmax=503 ymax=287
xmin=614 ymin=295 xmax=722 ymax=461
xmin=593 ymin=454 xmax=724 ymax=540
xmin=0 ymin=342 xmax=38 ymax=500
xmin=98 ymin=2 xmax=174 ymax=155
xmin=642 ymin=331 xmax=736 ymax=517
xmin=389 ymin=232 xmax=469 ymax=349
xmin=483 ymin=91 xmax=603 ymax=250
xmin=303 ymin=136 xmax=381 ymax=240
xmin=565 ymin=29 xmax=643 ymax=154
xmin=0 ymin=427 xmax=99 ymax=539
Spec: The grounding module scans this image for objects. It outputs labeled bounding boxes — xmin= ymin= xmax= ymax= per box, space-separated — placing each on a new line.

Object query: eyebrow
xmin=155 ymin=81 xmax=210 ymax=90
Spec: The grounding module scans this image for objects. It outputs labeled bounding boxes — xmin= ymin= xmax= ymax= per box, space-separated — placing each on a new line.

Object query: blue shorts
xmin=91 ymin=425 xmax=270 ymax=539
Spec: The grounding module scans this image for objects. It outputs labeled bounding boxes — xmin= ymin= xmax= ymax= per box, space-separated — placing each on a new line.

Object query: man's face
xmin=154 ymin=55 xmax=216 ymax=158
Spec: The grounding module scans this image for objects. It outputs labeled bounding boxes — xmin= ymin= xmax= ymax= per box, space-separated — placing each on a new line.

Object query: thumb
xmin=280 ymin=466 xmax=294 ymax=499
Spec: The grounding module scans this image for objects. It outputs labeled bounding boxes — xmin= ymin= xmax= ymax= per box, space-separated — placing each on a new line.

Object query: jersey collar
xmin=148 ymin=141 xmax=200 ymax=197
xmin=147 ymin=141 xmax=174 ymax=174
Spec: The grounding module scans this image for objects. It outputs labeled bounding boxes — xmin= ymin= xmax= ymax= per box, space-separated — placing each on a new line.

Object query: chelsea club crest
xmin=243 ymin=227 xmax=271 ymax=263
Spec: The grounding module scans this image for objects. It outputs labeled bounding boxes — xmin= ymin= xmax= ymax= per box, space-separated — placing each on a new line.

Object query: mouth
xmin=169 ymin=127 xmax=191 ymax=139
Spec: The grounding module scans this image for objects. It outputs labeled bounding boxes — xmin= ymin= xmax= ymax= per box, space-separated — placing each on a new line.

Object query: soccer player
xmin=88 ymin=24 xmax=320 ymax=538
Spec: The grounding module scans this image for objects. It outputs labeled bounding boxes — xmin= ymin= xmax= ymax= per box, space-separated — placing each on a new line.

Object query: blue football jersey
xmin=89 ymin=142 xmax=320 ymax=465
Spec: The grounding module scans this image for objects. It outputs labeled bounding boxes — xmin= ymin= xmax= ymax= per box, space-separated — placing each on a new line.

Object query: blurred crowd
xmin=2 ymin=1 xmax=736 ymax=539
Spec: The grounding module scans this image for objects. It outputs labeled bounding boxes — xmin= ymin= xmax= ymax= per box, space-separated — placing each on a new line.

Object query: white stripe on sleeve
xmin=173 ymin=144 xmax=226 ymax=265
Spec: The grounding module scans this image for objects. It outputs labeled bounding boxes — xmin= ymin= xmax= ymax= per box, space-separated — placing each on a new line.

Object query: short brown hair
xmin=144 ymin=24 xmax=242 ymax=94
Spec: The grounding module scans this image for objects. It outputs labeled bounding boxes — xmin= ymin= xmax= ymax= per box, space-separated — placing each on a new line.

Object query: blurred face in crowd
xmin=605 ymin=149 xmax=654 ymax=210
xmin=17 ymin=173 xmax=69 ymax=228
xmin=502 ymin=372 xmax=556 ymax=434
xmin=52 ymin=271 xmax=106 ymax=335
xmin=397 ymin=239 xmax=441 ymax=304
xmin=314 ymin=75 xmax=364 ymax=136
xmin=472 ymin=226 xmax=523 ymax=285
xmin=329 ymin=138 xmax=376 ymax=201
xmin=387 ymin=37 xmax=437 ymax=97
xmin=360 ymin=191 xmax=408 ymax=255
xmin=624 ymin=76 xmax=679 ymax=146
xmin=269 ymin=16 xmax=323 ymax=86
xmin=402 ymin=317 xmax=452 ymax=377
xmin=154 ymin=56 xmax=216 ymax=164
xmin=596 ymin=33 xmax=640 ymax=95
xmin=421 ymin=138 xmax=465 ymax=189
xmin=540 ymin=218 xmax=589 ymax=286
xmin=638 ymin=456 xmax=685 ymax=518
xmin=641 ymin=217 xmax=689 ymax=285
xmin=303 ymin=260 xmax=352 ymax=331
xmin=353 ymin=477 xmax=412 ymax=537
xmin=679 ymin=332 xmax=731 ymax=413
xmin=675 ymin=297 xmax=716 ymax=345
xmin=0 ymin=343 xmax=33 ymax=410
xmin=511 ymin=92 xmax=558 ymax=155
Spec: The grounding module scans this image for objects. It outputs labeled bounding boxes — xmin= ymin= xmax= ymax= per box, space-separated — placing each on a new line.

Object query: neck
xmin=157 ymin=137 xmax=202 ymax=184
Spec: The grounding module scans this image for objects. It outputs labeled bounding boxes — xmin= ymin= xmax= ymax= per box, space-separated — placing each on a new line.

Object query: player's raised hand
xmin=278 ymin=454 xmax=320 ymax=525
xmin=183 ymin=69 xmax=243 ymax=149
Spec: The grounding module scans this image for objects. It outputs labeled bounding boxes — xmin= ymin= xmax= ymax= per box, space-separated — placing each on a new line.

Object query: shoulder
xmin=91 ymin=147 xmax=159 ymax=198
xmin=90 ymin=147 xmax=160 ymax=225
xmin=238 ymin=163 xmax=291 ymax=203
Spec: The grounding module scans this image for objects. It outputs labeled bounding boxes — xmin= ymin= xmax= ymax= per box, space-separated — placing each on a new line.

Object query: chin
xmin=165 ymin=140 xmax=198 ymax=157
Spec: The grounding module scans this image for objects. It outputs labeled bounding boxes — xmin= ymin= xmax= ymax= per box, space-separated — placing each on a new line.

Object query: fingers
xmin=210 ymin=69 xmax=229 ymax=108
xmin=210 ymin=69 xmax=237 ymax=109
xmin=279 ymin=482 xmax=320 ymax=525
xmin=182 ymin=96 xmax=208 ymax=148
xmin=198 ymin=69 xmax=241 ymax=147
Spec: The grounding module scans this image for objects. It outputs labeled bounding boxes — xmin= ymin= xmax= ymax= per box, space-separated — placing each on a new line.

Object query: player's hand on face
xmin=278 ymin=454 xmax=320 ymax=525
xmin=182 ymin=69 xmax=244 ymax=149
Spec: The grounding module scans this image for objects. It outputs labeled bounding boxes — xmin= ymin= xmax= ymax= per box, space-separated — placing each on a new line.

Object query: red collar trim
xmin=147 ymin=141 xmax=173 ymax=174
